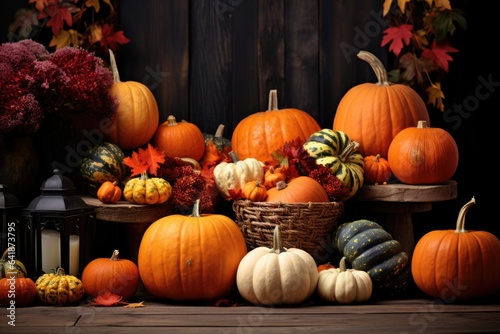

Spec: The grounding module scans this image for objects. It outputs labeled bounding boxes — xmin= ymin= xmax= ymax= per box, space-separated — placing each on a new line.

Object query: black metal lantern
xmin=19 ymin=169 xmax=95 ymax=278
xmin=0 ymin=184 xmax=22 ymax=255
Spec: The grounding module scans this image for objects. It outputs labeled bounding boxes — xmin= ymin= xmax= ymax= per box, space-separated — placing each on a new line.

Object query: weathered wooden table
xmin=346 ymin=180 xmax=457 ymax=256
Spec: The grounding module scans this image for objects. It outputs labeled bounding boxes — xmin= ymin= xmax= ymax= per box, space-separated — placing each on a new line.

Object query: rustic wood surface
xmin=2 ymin=297 xmax=499 ymax=333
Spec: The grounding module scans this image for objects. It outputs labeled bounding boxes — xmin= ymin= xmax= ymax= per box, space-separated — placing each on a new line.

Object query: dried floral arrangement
xmin=0 ymin=39 xmax=117 ymax=135
xmin=381 ymin=0 xmax=466 ymax=111
xmin=8 ymin=0 xmax=130 ymax=56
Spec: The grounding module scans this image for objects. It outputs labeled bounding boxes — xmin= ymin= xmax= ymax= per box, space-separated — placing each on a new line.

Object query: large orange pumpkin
xmin=231 ymin=90 xmax=321 ymax=163
xmin=266 ymin=176 xmax=329 ymax=203
xmin=81 ymin=249 xmax=140 ymax=300
xmin=411 ymin=197 xmax=500 ymax=300
xmin=333 ymin=50 xmax=430 ymax=159
xmin=388 ymin=120 xmax=458 ymax=184
xmin=105 ymin=50 xmax=159 ymax=150
xmin=137 ymin=199 xmax=248 ymax=302
xmin=154 ymin=115 xmax=206 ymax=161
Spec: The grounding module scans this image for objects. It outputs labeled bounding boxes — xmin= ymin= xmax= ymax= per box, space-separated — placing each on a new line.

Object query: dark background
xmin=1 ymin=0 xmax=497 ymax=243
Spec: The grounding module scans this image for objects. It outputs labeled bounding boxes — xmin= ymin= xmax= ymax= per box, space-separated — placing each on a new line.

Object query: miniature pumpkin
xmin=317 ymin=262 xmax=336 ymax=272
xmin=263 ymin=166 xmax=286 ymax=189
xmin=363 ymin=154 xmax=392 ymax=184
xmin=105 ymin=50 xmax=159 ymax=150
xmin=236 ymin=226 xmax=318 ymax=305
xmin=265 ymin=176 xmax=329 ymax=203
xmin=79 ymin=142 xmax=128 ymax=196
xmin=231 ymin=89 xmax=321 ymax=163
xmin=411 ymin=197 xmax=500 ymax=300
xmin=333 ymin=50 xmax=430 ymax=158
xmin=35 ymin=267 xmax=85 ymax=305
xmin=138 ymin=199 xmax=248 ymax=302
xmin=317 ymin=256 xmax=373 ymax=304
xmin=0 ymin=247 xmax=27 ymax=278
xmin=213 ymin=151 xmax=264 ymax=199
xmin=303 ymin=129 xmax=364 ymax=198
xmin=333 ymin=219 xmax=410 ymax=297
xmin=123 ymin=174 xmax=172 ymax=205
xmin=388 ymin=120 xmax=459 ymax=185
xmin=97 ymin=181 xmax=122 ymax=204
xmin=0 ymin=277 xmax=37 ymax=307
xmin=242 ymin=180 xmax=267 ymax=202
xmin=81 ymin=249 xmax=139 ymax=300
xmin=154 ymin=115 xmax=206 ymax=161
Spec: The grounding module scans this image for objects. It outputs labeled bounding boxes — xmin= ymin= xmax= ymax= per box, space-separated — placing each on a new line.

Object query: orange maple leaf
xmin=29 ymin=0 xmax=48 ymax=12
xmin=381 ymin=24 xmax=413 ymax=57
xmin=421 ymin=41 xmax=458 ymax=72
xmin=91 ymin=292 xmax=128 ymax=306
xmin=124 ymin=144 xmax=166 ymax=177
xmin=426 ymin=82 xmax=446 ymax=111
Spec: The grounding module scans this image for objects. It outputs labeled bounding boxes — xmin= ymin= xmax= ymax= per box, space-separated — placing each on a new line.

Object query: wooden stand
xmin=81 ymin=196 xmax=175 ymax=264
xmin=347 ymin=181 xmax=457 ymax=257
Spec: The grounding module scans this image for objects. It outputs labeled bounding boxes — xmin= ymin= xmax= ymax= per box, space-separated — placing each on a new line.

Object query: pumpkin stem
xmin=357 ymin=50 xmax=390 ymax=87
xmin=139 ymin=173 xmax=149 ymax=180
xmin=55 ymin=267 xmax=66 ymax=276
xmin=109 ymin=49 xmax=121 ymax=83
xmin=455 ymin=196 xmax=475 ymax=233
xmin=1 ymin=246 xmax=14 ymax=261
xmin=267 ymin=89 xmax=279 ymax=111
xmin=228 ymin=151 xmax=239 ymax=163
xmin=374 ymin=154 xmax=380 ymax=162
xmin=339 ymin=140 xmax=360 ymax=163
xmin=167 ymin=115 xmax=178 ymax=126
xmin=339 ymin=257 xmax=347 ymax=272
xmin=417 ymin=120 xmax=428 ymax=129
xmin=275 ymin=180 xmax=288 ymax=191
xmin=270 ymin=225 xmax=286 ymax=254
xmin=191 ymin=198 xmax=202 ymax=218
xmin=214 ymin=124 xmax=225 ymax=138
xmin=110 ymin=249 xmax=120 ymax=261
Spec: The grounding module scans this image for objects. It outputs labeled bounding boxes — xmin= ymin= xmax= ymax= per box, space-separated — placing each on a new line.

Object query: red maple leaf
xmin=123 ymin=144 xmax=166 ymax=177
xmin=381 ymin=24 xmax=413 ymax=57
xmin=41 ymin=4 xmax=73 ymax=36
xmin=421 ymin=41 xmax=458 ymax=72
xmin=90 ymin=292 xmax=128 ymax=306
xmin=99 ymin=24 xmax=131 ymax=53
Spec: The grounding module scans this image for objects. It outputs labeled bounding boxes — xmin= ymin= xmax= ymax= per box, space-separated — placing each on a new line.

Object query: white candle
xmin=41 ymin=229 xmax=60 ymax=274
xmin=41 ymin=230 xmax=80 ymax=276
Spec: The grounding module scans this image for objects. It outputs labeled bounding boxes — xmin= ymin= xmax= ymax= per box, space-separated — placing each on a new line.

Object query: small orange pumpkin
xmin=388 ymin=120 xmax=459 ymax=184
xmin=97 ymin=181 xmax=122 ymax=204
xmin=231 ymin=90 xmax=321 ymax=163
xmin=363 ymin=154 xmax=392 ymax=184
xmin=263 ymin=166 xmax=287 ymax=189
xmin=81 ymin=250 xmax=140 ymax=300
xmin=266 ymin=176 xmax=329 ymax=203
xmin=0 ymin=277 xmax=37 ymax=307
xmin=411 ymin=197 xmax=500 ymax=300
xmin=105 ymin=50 xmax=159 ymax=150
xmin=242 ymin=180 xmax=267 ymax=202
xmin=154 ymin=115 xmax=206 ymax=161
xmin=333 ymin=50 xmax=430 ymax=158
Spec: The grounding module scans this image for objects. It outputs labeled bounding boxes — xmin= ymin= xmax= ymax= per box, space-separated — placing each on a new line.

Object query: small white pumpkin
xmin=236 ymin=226 xmax=318 ymax=306
xmin=213 ymin=151 xmax=264 ymax=198
xmin=317 ymin=256 xmax=373 ymax=304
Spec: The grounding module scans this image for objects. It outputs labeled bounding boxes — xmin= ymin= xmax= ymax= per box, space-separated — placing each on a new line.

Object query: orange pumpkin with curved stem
xmin=411 ymin=197 xmax=500 ymax=300
xmin=363 ymin=154 xmax=392 ymax=184
xmin=333 ymin=50 xmax=430 ymax=158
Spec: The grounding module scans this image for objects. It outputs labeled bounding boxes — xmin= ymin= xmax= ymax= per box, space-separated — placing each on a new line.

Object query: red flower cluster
xmin=0 ymin=39 xmax=117 ymax=135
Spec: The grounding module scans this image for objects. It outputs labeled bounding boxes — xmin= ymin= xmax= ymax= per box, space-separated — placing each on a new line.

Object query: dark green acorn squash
xmin=79 ymin=142 xmax=128 ymax=196
xmin=333 ymin=219 xmax=409 ymax=297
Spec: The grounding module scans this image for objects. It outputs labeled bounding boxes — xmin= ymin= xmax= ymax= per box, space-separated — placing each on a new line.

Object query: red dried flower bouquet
xmin=0 ymin=39 xmax=117 ymax=135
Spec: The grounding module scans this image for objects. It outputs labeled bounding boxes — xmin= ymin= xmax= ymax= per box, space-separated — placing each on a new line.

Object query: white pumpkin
xmin=236 ymin=226 xmax=318 ymax=305
xmin=317 ymin=256 xmax=372 ymax=304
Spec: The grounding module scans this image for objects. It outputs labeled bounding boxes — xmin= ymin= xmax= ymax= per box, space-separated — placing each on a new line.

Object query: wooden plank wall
xmin=117 ymin=0 xmax=385 ymax=136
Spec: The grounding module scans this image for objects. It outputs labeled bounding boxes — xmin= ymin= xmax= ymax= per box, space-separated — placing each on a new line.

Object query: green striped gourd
xmin=332 ymin=219 xmax=409 ymax=297
xmin=303 ymin=129 xmax=364 ymax=198
xmin=79 ymin=142 xmax=128 ymax=196
xmin=0 ymin=248 xmax=27 ymax=278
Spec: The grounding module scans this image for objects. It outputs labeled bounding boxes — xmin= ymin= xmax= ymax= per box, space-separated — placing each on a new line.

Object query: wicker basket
xmin=232 ymin=200 xmax=344 ymax=262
